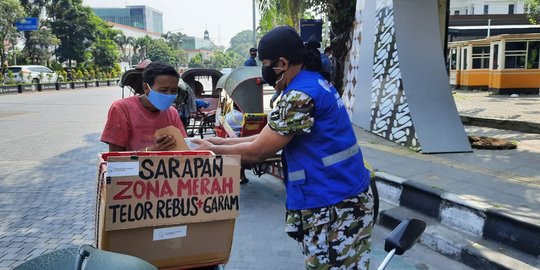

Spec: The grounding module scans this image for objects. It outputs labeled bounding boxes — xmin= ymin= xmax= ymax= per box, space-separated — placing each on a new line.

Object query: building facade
xmin=448 ymin=0 xmax=540 ymax=41
xmin=93 ymin=5 xmax=163 ymax=34
xmin=181 ymin=30 xmax=217 ymax=61
xmin=450 ymin=0 xmax=525 ymax=15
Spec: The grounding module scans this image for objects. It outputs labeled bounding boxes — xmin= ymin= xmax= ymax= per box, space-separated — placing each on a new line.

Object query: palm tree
xmin=258 ymin=0 xmax=307 ymax=31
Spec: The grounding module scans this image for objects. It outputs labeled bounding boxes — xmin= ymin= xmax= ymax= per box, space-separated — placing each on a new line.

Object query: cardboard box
xmin=96 ymin=152 xmax=241 ymax=269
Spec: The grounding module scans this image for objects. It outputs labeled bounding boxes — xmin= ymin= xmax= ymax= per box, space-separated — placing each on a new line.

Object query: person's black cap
xmin=249 ymin=47 xmax=258 ymax=53
xmin=258 ymin=26 xmax=305 ymax=62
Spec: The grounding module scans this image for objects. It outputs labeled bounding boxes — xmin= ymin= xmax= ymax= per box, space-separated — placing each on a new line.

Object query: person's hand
xmin=206 ymin=137 xmax=225 ymax=145
xmin=191 ymin=138 xmax=214 ymax=150
xmin=150 ymin=135 xmax=176 ymax=151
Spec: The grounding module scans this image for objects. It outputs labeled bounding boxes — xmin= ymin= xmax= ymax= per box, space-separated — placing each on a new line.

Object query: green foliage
xmin=49 ymin=0 xmax=98 ymax=67
xmin=147 ymin=39 xmax=181 ymax=66
xmin=50 ymin=61 xmax=63 ymax=72
xmin=258 ymin=0 xmax=307 ymax=33
xmin=22 ymin=29 xmax=59 ymax=65
xmin=6 ymin=70 xmax=15 ymax=85
xmin=75 ymin=70 xmax=83 ymax=80
xmin=0 ymin=0 xmax=26 ymax=66
xmin=57 ymin=70 xmax=67 ymax=82
xmin=228 ymin=30 xmax=255 ymax=59
xmin=526 ymin=0 xmax=540 ymax=24
xmin=91 ymin=38 xmax=120 ymax=71
xmin=189 ymin=54 xmax=204 ymax=68
xmin=208 ymin=51 xmax=244 ymax=69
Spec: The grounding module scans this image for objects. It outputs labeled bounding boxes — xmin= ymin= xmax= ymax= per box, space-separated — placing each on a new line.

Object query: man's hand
xmin=150 ymin=135 xmax=176 ymax=151
xmin=191 ymin=138 xmax=214 ymax=150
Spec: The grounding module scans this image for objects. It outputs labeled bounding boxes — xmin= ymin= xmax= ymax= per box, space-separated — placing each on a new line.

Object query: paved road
xmin=0 ymin=87 xmax=472 ymax=269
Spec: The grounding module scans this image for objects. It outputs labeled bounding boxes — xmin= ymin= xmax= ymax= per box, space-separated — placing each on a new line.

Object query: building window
xmin=472 ymin=46 xmax=490 ymax=69
xmin=505 ymin=41 xmax=527 ymax=69
xmin=484 ymin=5 xmax=489 ymax=14
xmin=492 ymin=44 xmax=499 ymax=69
xmin=450 ymin=48 xmax=458 ymax=70
xmin=454 ymin=10 xmax=460 ymax=15
xmin=465 ymin=9 xmax=468 ymax=15
xmin=463 ymin=48 xmax=468 ymax=70
xmin=508 ymin=4 xmax=515 ymax=14
xmin=527 ymin=41 xmax=540 ymax=69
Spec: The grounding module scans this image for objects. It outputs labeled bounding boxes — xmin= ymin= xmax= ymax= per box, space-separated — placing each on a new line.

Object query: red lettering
xmin=200 ymin=178 xmax=210 ymax=195
xmin=222 ymin=177 xmax=234 ymax=195
xmin=161 ymin=180 xmax=174 ymax=198
xmin=113 ymin=181 xmax=133 ymax=200
xmin=211 ymin=178 xmax=222 ymax=194
xmin=177 ymin=179 xmax=192 ymax=197
xmin=133 ymin=181 xmax=145 ymax=199
xmin=192 ymin=179 xmax=199 ymax=195
xmin=146 ymin=180 xmax=159 ymax=200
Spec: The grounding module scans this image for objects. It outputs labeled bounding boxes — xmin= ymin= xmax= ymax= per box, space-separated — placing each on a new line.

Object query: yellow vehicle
xmin=448 ymin=33 xmax=540 ymax=94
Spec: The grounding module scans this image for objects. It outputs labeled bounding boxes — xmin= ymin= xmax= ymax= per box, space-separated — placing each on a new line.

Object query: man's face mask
xmin=147 ymin=88 xmax=177 ymax=111
xmin=262 ymin=59 xmax=286 ymax=87
xmin=251 ymin=53 xmax=257 ymax=58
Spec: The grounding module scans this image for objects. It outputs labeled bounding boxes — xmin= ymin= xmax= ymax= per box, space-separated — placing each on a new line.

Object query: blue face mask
xmin=147 ymin=89 xmax=177 ymax=111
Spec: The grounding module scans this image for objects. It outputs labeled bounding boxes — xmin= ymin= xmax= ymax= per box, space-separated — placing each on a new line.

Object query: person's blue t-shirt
xmin=244 ymin=57 xmax=257 ymax=66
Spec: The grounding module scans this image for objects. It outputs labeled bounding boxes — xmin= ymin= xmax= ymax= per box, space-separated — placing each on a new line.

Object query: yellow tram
xmin=448 ymin=33 xmax=540 ymax=94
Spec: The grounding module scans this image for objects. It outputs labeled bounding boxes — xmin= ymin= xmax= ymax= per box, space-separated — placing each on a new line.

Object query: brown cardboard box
xmin=96 ymin=152 xmax=241 ymax=269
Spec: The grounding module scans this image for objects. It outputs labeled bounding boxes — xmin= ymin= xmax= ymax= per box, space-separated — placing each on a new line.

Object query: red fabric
xmin=101 ymin=96 xmax=187 ymax=151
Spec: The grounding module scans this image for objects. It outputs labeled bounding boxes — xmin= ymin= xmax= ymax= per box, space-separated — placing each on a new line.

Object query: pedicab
xmin=180 ymin=69 xmax=223 ymax=138
xmin=214 ymin=66 xmax=284 ymax=181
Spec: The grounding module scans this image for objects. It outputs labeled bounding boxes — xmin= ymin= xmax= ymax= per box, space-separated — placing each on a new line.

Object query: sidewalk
xmin=354 ymin=91 xmax=540 ymax=269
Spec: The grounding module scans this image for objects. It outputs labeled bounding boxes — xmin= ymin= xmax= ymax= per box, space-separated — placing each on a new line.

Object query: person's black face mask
xmin=262 ymin=59 xmax=285 ymax=87
xmin=251 ymin=53 xmax=257 ymax=58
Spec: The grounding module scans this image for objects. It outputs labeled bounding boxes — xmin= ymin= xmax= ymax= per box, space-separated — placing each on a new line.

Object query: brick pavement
xmin=0 ymin=87 xmax=474 ymax=270
xmin=453 ymin=90 xmax=540 ymax=123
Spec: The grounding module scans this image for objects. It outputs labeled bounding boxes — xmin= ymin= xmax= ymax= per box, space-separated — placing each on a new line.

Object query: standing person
xmin=192 ymin=26 xmax=373 ymax=269
xmin=244 ymin=47 xmax=258 ymax=66
xmin=101 ymin=61 xmax=187 ymax=152
xmin=321 ymin=46 xmax=335 ymax=83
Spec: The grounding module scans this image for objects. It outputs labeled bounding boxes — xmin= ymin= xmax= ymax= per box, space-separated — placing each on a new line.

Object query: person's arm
xmin=202 ymin=135 xmax=257 ymax=146
xmin=195 ymin=126 xmax=291 ymax=163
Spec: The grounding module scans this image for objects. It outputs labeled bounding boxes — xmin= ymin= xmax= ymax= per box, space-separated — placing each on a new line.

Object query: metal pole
xmin=252 ymin=0 xmax=256 ymax=47
xmin=377 ymin=249 xmax=396 ymax=270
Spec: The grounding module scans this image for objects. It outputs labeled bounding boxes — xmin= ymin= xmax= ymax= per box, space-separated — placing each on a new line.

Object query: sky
xmin=83 ymin=0 xmax=259 ymax=48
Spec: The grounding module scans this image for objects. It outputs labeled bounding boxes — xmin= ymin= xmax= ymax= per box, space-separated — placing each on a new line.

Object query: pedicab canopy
xmin=182 ymin=68 xmax=223 ymax=96
xmin=216 ymin=67 xmax=263 ymax=113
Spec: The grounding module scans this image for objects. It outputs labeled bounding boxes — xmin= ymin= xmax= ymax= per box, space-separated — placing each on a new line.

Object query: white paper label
xmin=106 ymin=162 xmax=139 ymax=177
xmin=153 ymin=225 xmax=187 ymax=241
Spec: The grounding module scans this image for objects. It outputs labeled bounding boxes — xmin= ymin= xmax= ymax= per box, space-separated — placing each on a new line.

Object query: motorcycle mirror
xmin=384 ymin=218 xmax=426 ymax=255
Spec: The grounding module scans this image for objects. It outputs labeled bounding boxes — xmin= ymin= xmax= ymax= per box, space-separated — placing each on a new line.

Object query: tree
xmin=48 ymin=0 xmax=97 ymax=67
xmin=22 ymin=29 xmax=59 ymax=65
xmin=228 ymin=30 xmax=255 ymax=59
xmin=526 ymin=0 xmax=540 ymax=23
xmin=132 ymin=36 xmax=152 ymax=64
xmin=162 ymin=31 xmax=186 ymax=51
xmin=91 ymin=39 xmax=119 ymax=72
xmin=258 ymin=0 xmax=307 ymax=32
xmin=88 ymin=14 xmax=121 ymax=71
xmin=189 ymin=54 xmax=204 ymax=68
xmin=147 ymin=39 xmax=180 ymax=66
xmin=0 ymin=0 xmax=26 ymax=66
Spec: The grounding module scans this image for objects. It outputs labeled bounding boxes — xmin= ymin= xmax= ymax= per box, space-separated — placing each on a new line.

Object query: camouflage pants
xmin=285 ymin=188 xmax=374 ymax=270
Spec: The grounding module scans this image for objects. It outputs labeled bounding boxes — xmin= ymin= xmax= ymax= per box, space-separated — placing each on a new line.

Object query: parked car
xmin=3 ymin=65 xmax=59 ymax=84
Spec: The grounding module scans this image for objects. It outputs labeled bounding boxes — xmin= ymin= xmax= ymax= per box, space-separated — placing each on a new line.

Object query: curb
xmin=378 ymin=206 xmax=539 ymax=270
xmin=461 ymin=115 xmax=540 ymax=134
xmin=374 ymin=172 xmax=540 ymax=257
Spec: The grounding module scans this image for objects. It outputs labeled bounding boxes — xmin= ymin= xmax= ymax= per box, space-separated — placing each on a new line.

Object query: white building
xmin=450 ymin=0 xmax=526 ymax=15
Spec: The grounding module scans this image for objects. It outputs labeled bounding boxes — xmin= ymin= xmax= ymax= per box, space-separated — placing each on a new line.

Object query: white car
xmin=3 ymin=65 xmax=59 ymax=84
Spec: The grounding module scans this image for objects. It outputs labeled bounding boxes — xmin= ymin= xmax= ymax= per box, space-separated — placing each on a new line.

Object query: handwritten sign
xmin=104 ymin=155 xmax=240 ymax=231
